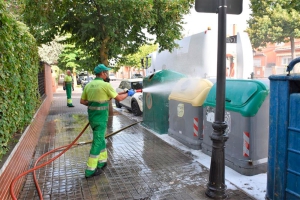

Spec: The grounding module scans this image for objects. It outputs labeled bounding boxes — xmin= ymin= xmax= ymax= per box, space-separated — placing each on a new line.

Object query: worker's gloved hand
xmin=63 ymin=86 xmax=66 ymax=90
xmin=127 ymin=89 xmax=135 ymax=97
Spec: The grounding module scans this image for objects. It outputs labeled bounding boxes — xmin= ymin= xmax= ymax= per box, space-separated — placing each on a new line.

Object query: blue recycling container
xmin=267 ymin=58 xmax=300 ymax=200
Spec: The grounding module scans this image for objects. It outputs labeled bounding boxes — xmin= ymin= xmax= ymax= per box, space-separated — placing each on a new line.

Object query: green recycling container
xmin=142 ymin=70 xmax=186 ymax=134
xmin=202 ymin=79 xmax=270 ymax=175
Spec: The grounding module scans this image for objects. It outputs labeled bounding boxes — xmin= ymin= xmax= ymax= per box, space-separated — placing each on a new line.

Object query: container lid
xmin=144 ymin=70 xmax=186 ymax=84
xmin=168 ymin=78 xmax=213 ymax=106
xmin=204 ymin=79 xmax=269 ymax=117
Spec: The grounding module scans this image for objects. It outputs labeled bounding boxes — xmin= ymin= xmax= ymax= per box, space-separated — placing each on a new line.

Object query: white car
xmin=109 ymin=73 xmax=116 ymax=81
xmin=115 ymin=78 xmax=143 ymax=116
xmin=81 ymin=76 xmax=94 ymax=90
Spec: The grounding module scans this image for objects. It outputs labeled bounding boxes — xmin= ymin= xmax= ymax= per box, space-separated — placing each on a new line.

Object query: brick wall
xmin=0 ymin=63 xmax=53 ymax=199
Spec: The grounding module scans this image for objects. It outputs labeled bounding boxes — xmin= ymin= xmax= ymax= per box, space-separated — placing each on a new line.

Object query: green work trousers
xmin=65 ymin=83 xmax=73 ymax=106
xmin=85 ymin=102 xmax=109 ymax=177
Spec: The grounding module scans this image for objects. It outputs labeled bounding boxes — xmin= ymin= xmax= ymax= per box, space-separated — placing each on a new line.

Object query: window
xmin=131 ymin=81 xmax=143 ymax=90
xmin=253 ymin=59 xmax=261 ymax=67
xmin=124 ymin=82 xmax=131 ymax=90
xmin=119 ymin=81 xmax=126 ymax=89
xmin=266 ymin=63 xmax=275 ymax=68
xmin=282 ymin=57 xmax=292 ymax=65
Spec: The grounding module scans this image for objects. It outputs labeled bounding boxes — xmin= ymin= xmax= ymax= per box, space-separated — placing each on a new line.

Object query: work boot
xmin=85 ymin=168 xmax=103 ymax=178
xmin=98 ymin=162 xmax=107 ymax=170
xmin=67 ymin=104 xmax=75 ymax=107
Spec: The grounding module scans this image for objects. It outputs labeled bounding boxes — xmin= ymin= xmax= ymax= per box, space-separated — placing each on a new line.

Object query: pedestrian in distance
xmin=63 ymin=70 xmax=75 ymax=107
xmin=80 ymin=64 xmax=135 ymax=178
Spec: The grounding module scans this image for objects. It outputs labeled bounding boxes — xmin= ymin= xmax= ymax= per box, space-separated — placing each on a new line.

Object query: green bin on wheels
xmin=142 ymin=70 xmax=186 ymax=134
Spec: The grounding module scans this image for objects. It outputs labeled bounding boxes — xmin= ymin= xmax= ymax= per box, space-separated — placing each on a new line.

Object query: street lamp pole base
xmin=205 ymin=122 xmax=228 ymax=199
xmin=205 ymin=185 xmax=228 ymax=199
xmin=206 ymin=183 xmax=228 ymax=199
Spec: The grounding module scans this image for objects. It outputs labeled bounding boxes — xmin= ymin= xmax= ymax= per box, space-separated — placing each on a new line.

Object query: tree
xmin=57 ymin=42 xmax=104 ymax=72
xmin=39 ymin=36 xmax=65 ymax=64
xmin=57 ymin=44 xmax=82 ymax=71
xmin=247 ymin=0 xmax=300 ymax=59
xmin=5 ymin=0 xmax=25 ymax=20
xmin=117 ymin=44 xmax=158 ymax=68
xmin=22 ymin=0 xmax=193 ymax=66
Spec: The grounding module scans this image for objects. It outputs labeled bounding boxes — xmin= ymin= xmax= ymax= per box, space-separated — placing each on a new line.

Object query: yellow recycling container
xmin=168 ymin=78 xmax=213 ymax=150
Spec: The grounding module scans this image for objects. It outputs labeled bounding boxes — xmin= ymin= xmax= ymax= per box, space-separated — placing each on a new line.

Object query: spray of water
xmin=143 ymin=81 xmax=178 ymax=94
xmin=143 ymin=78 xmax=209 ymax=95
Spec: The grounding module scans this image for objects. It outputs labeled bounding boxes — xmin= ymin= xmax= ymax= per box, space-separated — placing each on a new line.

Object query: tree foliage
xmin=22 ymin=0 xmax=193 ymax=66
xmin=38 ymin=36 xmax=65 ymax=64
xmin=4 ymin=0 xmax=25 ymax=20
xmin=57 ymin=43 xmax=99 ymax=72
xmin=247 ymin=0 xmax=300 ymax=58
xmin=117 ymin=44 xmax=158 ymax=68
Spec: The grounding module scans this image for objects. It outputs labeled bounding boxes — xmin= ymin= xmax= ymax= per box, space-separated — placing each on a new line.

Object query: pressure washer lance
xmin=78 ymin=121 xmax=141 ymax=145
xmin=10 ymin=121 xmax=142 ymax=200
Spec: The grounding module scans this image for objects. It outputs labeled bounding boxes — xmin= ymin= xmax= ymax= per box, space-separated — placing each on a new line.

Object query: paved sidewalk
xmin=18 ymin=86 xmax=254 ymax=200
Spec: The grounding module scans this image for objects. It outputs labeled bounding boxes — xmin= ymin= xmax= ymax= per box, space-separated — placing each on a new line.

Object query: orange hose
xmin=10 ymin=123 xmax=90 ymax=200
xmin=10 ymin=120 xmax=141 ymax=200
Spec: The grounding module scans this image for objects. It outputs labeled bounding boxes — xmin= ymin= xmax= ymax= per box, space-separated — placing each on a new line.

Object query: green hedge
xmin=0 ymin=1 xmax=40 ymax=160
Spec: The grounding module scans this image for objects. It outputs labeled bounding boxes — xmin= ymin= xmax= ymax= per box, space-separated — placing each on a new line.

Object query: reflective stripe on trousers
xmin=88 ymin=106 xmax=108 ymax=110
xmin=86 ymin=149 xmax=108 ymax=170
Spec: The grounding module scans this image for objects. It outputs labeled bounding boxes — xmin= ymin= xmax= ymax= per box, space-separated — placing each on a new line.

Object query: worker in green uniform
xmin=63 ymin=70 xmax=75 ymax=107
xmin=80 ymin=64 xmax=135 ymax=178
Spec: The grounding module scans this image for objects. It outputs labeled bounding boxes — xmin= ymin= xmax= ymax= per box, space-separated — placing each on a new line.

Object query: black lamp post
xmin=195 ymin=0 xmax=243 ymax=198
xmin=205 ymin=0 xmax=228 ymax=198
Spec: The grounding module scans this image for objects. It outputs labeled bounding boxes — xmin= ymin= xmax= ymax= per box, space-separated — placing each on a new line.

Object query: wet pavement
xmin=18 ymin=87 xmax=254 ymax=200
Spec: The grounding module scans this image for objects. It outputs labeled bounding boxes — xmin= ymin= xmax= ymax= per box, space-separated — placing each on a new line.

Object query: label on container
xmin=146 ymin=93 xmax=152 ymax=109
xmin=205 ymin=107 xmax=231 ymax=134
xmin=206 ymin=112 xmax=215 ymax=123
xmin=177 ymin=103 xmax=184 ymax=117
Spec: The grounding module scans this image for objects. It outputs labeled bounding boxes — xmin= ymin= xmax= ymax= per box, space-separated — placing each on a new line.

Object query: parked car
xmin=109 ymin=73 xmax=116 ymax=81
xmin=131 ymin=73 xmax=143 ymax=79
xmin=115 ymin=78 xmax=143 ymax=116
xmin=81 ymin=76 xmax=94 ymax=90
xmin=77 ymin=72 xmax=88 ymax=85
xmin=76 ymin=76 xmax=84 ymax=85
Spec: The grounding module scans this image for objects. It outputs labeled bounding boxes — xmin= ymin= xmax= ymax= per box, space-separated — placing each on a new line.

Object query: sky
xmin=182 ymin=0 xmax=252 ymax=36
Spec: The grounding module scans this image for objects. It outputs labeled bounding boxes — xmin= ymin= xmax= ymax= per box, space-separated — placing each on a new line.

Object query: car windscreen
xmin=131 ymin=81 xmax=143 ymax=90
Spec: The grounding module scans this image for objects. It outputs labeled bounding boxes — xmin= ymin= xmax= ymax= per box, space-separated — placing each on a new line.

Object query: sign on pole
xmin=195 ymin=0 xmax=243 ymax=15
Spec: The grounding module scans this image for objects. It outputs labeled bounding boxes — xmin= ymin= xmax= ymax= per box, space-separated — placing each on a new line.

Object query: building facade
xmin=253 ymin=39 xmax=300 ymax=78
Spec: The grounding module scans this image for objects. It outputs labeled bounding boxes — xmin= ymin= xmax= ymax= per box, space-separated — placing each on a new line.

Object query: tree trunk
xmin=109 ymin=100 xmax=114 ymax=117
xmin=99 ymin=37 xmax=114 ymax=116
xmin=290 ymin=36 xmax=295 ymax=59
xmin=100 ymin=37 xmax=110 ymax=66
